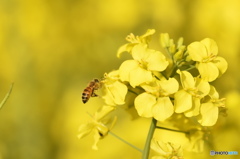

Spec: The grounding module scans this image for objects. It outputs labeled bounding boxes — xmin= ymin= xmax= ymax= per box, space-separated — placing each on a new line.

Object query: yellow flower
xmin=102 ymin=71 xmax=128 ymax=106
xmin=174 ymin=70 xmax=210 ymax=116
xmin=187 ymin=130 xmax=205 ymax=153
xmin=134 ymin=78 xmax=178 ymax=121
xmin=119 ymin=44 xmax=169 ymax=88
xmin=78 ymin=106 xmax=116 ymax=150
xmin=198 ymin=85 xmax=225 ymax=126
xmin=187 ymin=38 xmax=228 ymax=82
xmin=151 ymin=139 xmax=183 ymax=159
xmin=117 ymin=29 xmax=156 ymax=58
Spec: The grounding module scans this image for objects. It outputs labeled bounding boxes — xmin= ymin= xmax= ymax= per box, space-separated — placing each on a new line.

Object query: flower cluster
xmin=78 ymin=29 xmax=228 ymax=156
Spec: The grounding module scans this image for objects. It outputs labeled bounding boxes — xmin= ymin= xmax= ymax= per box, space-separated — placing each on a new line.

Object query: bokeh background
xmin=0 ymin=0 xmax=239 ymax=159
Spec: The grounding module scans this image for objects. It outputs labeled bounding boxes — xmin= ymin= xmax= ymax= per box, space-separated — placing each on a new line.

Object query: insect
xmin=82 ymin=79 xmax=101 ymax=104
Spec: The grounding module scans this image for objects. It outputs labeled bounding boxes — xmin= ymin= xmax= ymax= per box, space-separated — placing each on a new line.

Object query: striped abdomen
xmin=82 ymin=87 xmax=93 ymax=104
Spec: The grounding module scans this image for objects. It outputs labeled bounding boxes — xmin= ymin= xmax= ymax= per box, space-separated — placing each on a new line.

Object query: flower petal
xmin=146 ymin=50 xmax=169 ymax=71
xmin=158 ymin=78 xmax=179 ymax=95
xmin=152 ymin=97 xmax=174 ymax=121
xmin=117 ymin=43 xmax=135 ymax=58
xmin=188 ymin=41 xmax=207 ymax=61
xmin=200 ymin=38 xmax=218 ymax=56
xmin=132 ymin=44 xmax=149 ymax=61
xmin=151 ymin=139 xmax=167 ymax=155
xmin=140 ymin=29 xmax=156 ymax=42
xmin=177 ymin=70 xmax=195 ymax=89
xmin=199 ymin=102 xmax=218 ymax=126
xmin=160 ymin=33 xmax=170 ymax=48
xmin=208 ymin=85 xmax=219 ymax=99
xmin=184 ymin=97 xmax=201 ymax=117
xmin=102 ymin=81 xmax=128 ymax=105
xmin=197 ymin=62 xmax=219 ymax=82
xmin=151 ymin=140 xmax=170 ymax=155
xmin=92 ymin=129 xmax=101 ymax=150
xmin=195 ymin=78 xmax=210 ymax=97
xmin=129 ymin=67 xmax=152 ymax=87
xmin=96 ymin=105 xmax=116 ymax=121
xmin=78 ymin=123 xmax=94 ymax=139
xmin=174 ymin=90 xmax=192 ymax=113
xmin=119 ymin=60 xmax=138 ymax=82
xmin=135 ymin=93 xmax=156 ymax=117
xmin=213 ymin=56 xmax=228 ymax=76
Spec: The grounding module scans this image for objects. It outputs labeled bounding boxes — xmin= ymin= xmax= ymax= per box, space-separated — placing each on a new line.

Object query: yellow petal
xmin=102 ymin=81 xmax=128 ymax=105
xmin=199 ymin=102 xmax=218 ymax=126
xmin=110 ymin=81 xmax=128 ymax=105
xmin=96 ymin=123 xmax=109 ymax=137
xmin=140 ymin=79 xmax=158 ymax=93
xmin=105 ymin=70 xmax=120 ymax=79
xmin=187 ymin=41 xmax=207 ymax=61
xmin=102 ymin=90 xmax=116 ymax=106
xmin=140 ymin=29 xmax=156 ymax=43
xmin=184 ymin=97 xmax=201 ymax=117
xmin=213 ymin=56 xmax=228 ymax=76
xmin=132 ymin=44 xmax=149 ymax=61
xmin=117 ymin=43 xmax=135 ymax=58
xmin=174 ymin=90 xmax=192 ymax=113
xmin=200 ymin=38 xmax=218 ymax=56
xmin=197 ymin=62 xmax=219 ymax=82
xmin=208 ymin=85 xmax=219 ymax=99
xmin=119 ymin=60 xmax=138 ymax=82
xmin=78 ymin=123 xmax=94 ymax=139
xmin=146 ymin=50 xmax=169 ymax=71
xmin=187 ymin=130 xmax=204 ymax=153
xmin=151 ymin=139 xmax=166 ymax=155
xmin=160 ymin=33 xmax=170 ymax=48
xmin=96 ymin=105 xmax=116 ymax=121
xmin=151 ymin=139 xmax=169 ymax=155
xmin=152 ymin=97 xmax=174 ymax=121
xmin=134 ymin=93 xmax=156 ymax=117
xmin=92 ymin=129 xmax=101 ymax=150
xmin=129 ymin=67 xmax=153 ymax=87
xmin=158 ymin=78 xmax=179 ymax=95
xmin=195 ymin=78 xmax=210 ymax=97
xmin=141 ymin=29 xmax=156 ymax=37
xmin=177 ymin=70 xmax=195 ymax=89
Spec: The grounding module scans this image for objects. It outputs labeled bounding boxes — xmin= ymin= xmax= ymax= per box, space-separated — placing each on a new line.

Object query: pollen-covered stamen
xmin=138 ymin=59 xmax=148 ymax=70
xmin=126 ymin=33 xmax=138 ymax=43
xmin=202 ymin=54 xmax=217 ymax=63
xmin=211 ymin=98 xmax=226 ymax=107
xmin=185 ymin=88 xmax=205 ymax=98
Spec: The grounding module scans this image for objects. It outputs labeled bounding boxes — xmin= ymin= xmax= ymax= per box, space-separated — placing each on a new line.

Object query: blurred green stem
xmin=142 ymin=118 xmax=157 ymax=159
xmin=109 ymin=131 xmax=142 ymax=153
xmin=0 ymin=83 xmax=14 ymax=109
xmin=156 ymin=126 xmax=189 ymax=134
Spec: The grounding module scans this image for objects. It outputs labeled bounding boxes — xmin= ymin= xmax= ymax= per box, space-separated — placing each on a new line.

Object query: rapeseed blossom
xmin=119 ymin=44 xmax=169 ymax=87
xmin=174 ymin=70 xmax=210 ymax=117
xmin=79 ymin=30 xmax=228 ymax=158
xmin=188 ymin=38 xmax=228 ymax=82
xmin=135 ymin=78 xmax=178 ymax=121
xmin=78 ymin=106 xmax=116 ymax=150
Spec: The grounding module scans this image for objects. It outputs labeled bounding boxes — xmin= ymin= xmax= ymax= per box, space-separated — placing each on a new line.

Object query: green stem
xmin=169 ymin=65 xmax=178 ymax=78
xmin=0 ymin=83 xmax=14 ymax=109
xmin=109 ymin=131 xmax=142 ymax=153
xmin=184 ymin=65 xmax=196 ymax=71
xmin=155 ymin=126 xmax=189 ymax=134
xmin=142 ymin=118 xmax=157 ymax=159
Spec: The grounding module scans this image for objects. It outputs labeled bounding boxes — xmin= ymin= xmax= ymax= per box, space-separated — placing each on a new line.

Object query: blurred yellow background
xmin=0 ymin=0 xmax=239 ymax=159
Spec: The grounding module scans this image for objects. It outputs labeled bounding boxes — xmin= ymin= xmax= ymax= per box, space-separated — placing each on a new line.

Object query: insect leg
xmin=91 ymin=92 xmax=98 ymax=97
